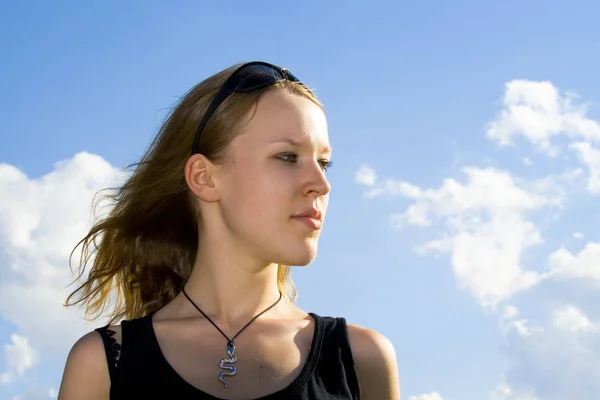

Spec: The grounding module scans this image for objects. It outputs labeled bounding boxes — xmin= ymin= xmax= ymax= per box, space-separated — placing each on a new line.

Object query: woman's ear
xmin=185 ymin=154 xmax=220 ymax=202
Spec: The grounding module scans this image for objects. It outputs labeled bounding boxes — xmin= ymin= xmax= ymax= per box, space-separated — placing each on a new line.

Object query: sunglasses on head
xmin=191 ymin=61 xmax=305 ymax=155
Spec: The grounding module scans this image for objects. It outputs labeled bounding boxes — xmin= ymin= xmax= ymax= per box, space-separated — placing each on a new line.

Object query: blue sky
xmin=2 ymin=1 xmax=600 ymax=399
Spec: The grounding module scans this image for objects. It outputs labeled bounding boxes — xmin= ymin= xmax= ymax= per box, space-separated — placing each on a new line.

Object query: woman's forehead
xmin=238 ymin=92 xmax=330 ymax=150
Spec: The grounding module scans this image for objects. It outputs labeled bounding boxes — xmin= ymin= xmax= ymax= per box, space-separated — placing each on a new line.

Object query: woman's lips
xmin=291 ymin=216 xmax=322 ymax=230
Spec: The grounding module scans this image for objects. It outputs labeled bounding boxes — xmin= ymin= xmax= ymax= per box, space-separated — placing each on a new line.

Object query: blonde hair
xmin=65 ymin=63 xmax=322 ymax=325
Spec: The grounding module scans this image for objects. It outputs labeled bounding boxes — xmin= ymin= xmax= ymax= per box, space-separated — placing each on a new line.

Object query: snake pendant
xmin=218 ymin=341 xmax=238 ymax=387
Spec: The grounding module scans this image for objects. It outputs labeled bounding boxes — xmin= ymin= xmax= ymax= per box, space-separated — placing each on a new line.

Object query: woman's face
xmin=216 ymin=90 xmax=332 ymax=267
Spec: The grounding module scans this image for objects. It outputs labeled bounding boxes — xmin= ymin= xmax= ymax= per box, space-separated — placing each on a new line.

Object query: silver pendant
xmin=218 ymin=341 xmax=237 ymax=388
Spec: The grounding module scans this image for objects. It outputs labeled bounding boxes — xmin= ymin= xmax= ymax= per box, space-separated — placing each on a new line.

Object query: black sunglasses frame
xmin=191 ymin=61 xmax=302 ymax=155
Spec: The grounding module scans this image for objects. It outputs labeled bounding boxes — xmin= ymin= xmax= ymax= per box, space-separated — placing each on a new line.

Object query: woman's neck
xmin=179 ymin=255 xmax=284 ymax=328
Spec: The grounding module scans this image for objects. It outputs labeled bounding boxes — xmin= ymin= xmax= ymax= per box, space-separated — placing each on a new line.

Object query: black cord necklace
xmin=181 ymin=287 xmax=283 ymax=388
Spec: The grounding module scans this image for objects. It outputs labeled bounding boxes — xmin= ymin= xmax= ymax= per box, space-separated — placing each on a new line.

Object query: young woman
xmin=58 ymin=61 xmax=400 ymax=399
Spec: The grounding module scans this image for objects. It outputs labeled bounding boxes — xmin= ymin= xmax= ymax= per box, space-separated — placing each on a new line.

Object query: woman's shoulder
xmin=310 ymin=313 xmax=396 ymax=365
xmin=58 ymin=325 xmax=120 ymax=399
xmin=344 ymin=321 xmax=401 ymax=400
xmin=309 ymin=312 xmax=400 ymax=398
xmin=64 ymin=322 xmax=124 ymax=372
xmin=66 ymin=327 xmax=114 ymax=363
xmin=58 ymin=318 xmax=135 ymax=399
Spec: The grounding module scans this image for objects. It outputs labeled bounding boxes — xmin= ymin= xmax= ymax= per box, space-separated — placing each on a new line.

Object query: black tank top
xmin=95 ymin=312 xmax=361 ymax=399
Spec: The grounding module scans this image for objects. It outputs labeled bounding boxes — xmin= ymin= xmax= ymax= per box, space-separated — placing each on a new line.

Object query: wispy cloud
xmin=0 ymin=334 xmax=37 ymax=384
xmin=358 ymin=79 xmax=600 ymax=399
xmin=358 ymin=165 xmax=563 ymax=308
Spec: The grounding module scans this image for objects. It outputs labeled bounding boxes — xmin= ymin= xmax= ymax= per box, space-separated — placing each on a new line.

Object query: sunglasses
xmin=191 ymin=61 xmax=305 ymax=155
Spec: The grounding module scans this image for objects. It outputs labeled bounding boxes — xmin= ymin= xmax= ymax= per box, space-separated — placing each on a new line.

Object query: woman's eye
xmin=320 ymin=160 xmax=333 ymax=172
xmin=277 ymin=154 xmax=333 ymax=172
xmin=278 ymin=153 xmax=298 ymax=163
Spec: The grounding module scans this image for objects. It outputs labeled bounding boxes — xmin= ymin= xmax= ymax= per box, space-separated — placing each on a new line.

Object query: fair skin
xmin=58 ymin=90 xmax=400 ymax=399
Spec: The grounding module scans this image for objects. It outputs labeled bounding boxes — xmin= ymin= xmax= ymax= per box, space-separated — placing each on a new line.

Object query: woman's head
xmin=66 ymin=62 xmax=331 ymax=323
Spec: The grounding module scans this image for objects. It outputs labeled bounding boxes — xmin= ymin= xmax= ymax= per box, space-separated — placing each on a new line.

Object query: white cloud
xmin=0 ymin=334 xmax=37 ymax=384
xmin=506 ymin=319 xmax=542 ymax=337
xmin=490 ymin=376 xmax=539 ymax=400
xmin=570 ymin=141 xmax=600 ymax=194
xmin=500 ymin=305 xmax=600 ymax=400
xmin=553 ymin=305 xmax=598 ymax=333
xmin=548 ymin=241 xmax=600 ymax=281
xmin=391 ymin=201 xmax=431 ymax=228
xmin=355 ymin=164 xmax=377 ymax=186
xmin=486 ymin=80 xmax=600 ymax=152
xmin=0 ymin=152 xmax=127 ymax=357
xmin=487 ymin=80 xmax=600 ymax=194
xmin=409 ymin=392 xmax=444 ymax=400
xmin=352 ymin=76 xmax=600 ymax=399
xmin=363 ymin=166 xmax=562 ymax=309
xmin=365 ymin=178 xmax=423 ymax=199
xmin=359 ymin=78 xmax=600 ymax=398
xmin=480 ymin=80 xmax=600 ymax=399
xmin=503 ymin=305 xmax=519 ymax=320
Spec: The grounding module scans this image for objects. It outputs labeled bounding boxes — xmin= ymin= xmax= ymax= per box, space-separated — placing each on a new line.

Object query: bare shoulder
xmin=346 ymin=323 xmax=400 ymax=400
xmin=57 ymin=325 xmax=121 ymax=400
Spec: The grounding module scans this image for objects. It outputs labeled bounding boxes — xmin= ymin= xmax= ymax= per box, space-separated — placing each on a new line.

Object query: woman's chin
xmin=278 ymin=243 xmax=319 ymax=266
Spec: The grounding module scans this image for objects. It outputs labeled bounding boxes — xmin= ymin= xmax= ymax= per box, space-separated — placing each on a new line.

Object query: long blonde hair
xmin=65 ymin=63 xmax=322 ymax=325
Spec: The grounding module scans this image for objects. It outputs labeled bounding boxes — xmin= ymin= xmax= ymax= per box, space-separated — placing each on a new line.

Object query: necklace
xmin=181 ymin=287 xmax=283 ymax=388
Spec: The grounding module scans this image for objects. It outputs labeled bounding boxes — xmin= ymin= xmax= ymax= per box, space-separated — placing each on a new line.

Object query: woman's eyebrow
xmin=268 ymin=137 xmax=332 ymax=153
